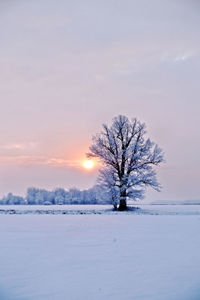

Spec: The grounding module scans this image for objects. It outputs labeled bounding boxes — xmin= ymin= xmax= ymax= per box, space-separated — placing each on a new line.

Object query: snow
xmin=136 ymin=204 xmax=200 ymax=215
xmin=0 ymin=207 xmax=200 ymax=300
xmin=0 ymin=204 xmax=112 ymax=212
xmin=1 ymin=204 xmax=200 ymax=215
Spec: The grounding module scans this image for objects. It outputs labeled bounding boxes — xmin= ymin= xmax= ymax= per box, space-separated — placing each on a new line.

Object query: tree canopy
xmin=88 ymin=115 xmax=164 ymax=210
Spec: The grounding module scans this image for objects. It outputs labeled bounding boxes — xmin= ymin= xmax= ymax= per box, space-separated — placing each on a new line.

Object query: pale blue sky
xmin=0 ymin=0 xmax=200 ymax=201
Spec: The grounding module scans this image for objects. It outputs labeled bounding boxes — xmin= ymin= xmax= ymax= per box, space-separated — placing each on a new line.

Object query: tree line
xmin=0 ymin=186 xmax=110 ymax=205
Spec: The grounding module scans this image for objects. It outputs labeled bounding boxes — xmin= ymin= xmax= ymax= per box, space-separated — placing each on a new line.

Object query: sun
xmin=83 ymin=160 xmax=94 ymax=170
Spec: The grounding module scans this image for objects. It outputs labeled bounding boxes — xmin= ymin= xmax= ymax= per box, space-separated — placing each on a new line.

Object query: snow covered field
xmin=1 ymin=204 xmax=200 ymax=215
xmin=0 ymin=209 xmax=200 ymax=300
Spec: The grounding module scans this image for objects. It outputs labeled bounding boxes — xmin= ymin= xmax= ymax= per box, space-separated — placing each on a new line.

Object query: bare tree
xmin=88 ymin=115 xmax=164 ymax=210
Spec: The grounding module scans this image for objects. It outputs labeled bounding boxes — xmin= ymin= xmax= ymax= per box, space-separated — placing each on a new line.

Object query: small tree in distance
xmin=88 ymin=115 xmax=164 ymax=210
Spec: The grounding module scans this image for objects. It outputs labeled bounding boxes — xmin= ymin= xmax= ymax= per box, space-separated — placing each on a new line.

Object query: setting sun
xmin=83 ymin=160 xmax=94 ymax=170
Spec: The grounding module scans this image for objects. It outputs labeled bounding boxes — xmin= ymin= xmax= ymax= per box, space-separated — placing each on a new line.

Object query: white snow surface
xmin=0 ymin=208 xmax=200 ymax=299
xmin=1 ymin=204 xmax=200 ymax=215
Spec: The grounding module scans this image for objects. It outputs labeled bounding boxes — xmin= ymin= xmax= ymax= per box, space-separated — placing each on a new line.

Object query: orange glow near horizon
xmin=83 ymin=160 xmax=95 ymax=170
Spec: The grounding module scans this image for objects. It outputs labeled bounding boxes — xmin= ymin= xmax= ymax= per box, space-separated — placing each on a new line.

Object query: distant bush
xmin=0 ymin=185 xmax=111 ymax=205
xmin=0 ymin=193 xmax=25 ymax=205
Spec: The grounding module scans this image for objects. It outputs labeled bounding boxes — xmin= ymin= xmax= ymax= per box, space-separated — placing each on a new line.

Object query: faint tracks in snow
xmin=0 ymin=207 xmax=200 ymax=215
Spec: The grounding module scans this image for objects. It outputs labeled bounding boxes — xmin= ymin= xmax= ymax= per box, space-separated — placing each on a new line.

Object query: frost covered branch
xmin=88 ymin=115 xmax=164 ymax=210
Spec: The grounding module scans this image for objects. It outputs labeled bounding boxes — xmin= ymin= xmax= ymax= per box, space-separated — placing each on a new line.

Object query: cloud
xmin=174 ymin=54 xmax=192 ymax=62
xmin=0 ymin=144 xmax=25 ymax=150
xmin=0 ymin=142 xmax=37 ymax=151
xmin=161 ymin=51 xmax=198 ymax=64
xmin=0 ymin=155 xmax=82 ymax=168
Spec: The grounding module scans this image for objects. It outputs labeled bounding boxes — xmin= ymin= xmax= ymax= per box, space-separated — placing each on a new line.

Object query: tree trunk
xmin=118 ymin=189 xmax=127 ymax=211
xmin=118 ymin=198 xmax=127 ymax=210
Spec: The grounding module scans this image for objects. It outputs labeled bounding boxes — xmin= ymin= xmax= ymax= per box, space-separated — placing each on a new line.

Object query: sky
xmin=0 ymin=0 xmax=200 ymax=201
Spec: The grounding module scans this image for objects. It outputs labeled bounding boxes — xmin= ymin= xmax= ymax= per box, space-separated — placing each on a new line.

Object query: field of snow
xmin=1 ymin=204 xmax=200 ymax=215
xmin=0 ymin=209 xmax=200 ymax=300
